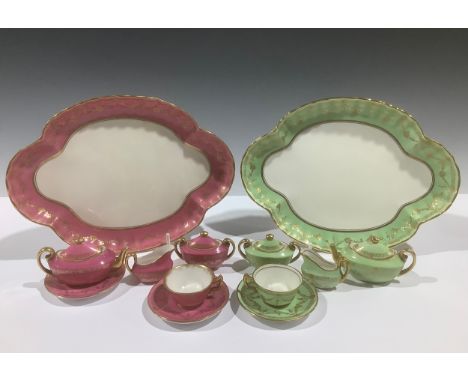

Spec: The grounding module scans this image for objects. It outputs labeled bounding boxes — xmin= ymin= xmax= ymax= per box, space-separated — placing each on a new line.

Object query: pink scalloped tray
xmin=6 ymin=96 xmax=234 ymax=252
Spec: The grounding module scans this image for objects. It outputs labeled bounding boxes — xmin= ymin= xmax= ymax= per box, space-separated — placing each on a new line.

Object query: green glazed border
xmin=241 ymin=97 xmax=460 ymax=252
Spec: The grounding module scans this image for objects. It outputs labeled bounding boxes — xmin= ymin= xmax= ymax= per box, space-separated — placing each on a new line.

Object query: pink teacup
xmin=163 ymin=264 xmax=223 ymax=308
xmin=125 ymin=244 xmax=174 ymax=284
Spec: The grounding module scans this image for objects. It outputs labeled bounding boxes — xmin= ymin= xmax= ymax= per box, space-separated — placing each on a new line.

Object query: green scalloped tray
xmin=241 ymin=98 xmax=460 ymax=251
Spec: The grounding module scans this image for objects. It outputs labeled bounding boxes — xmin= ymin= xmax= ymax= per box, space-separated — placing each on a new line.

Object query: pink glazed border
xmin=6 ymin=96 xmax=234 ymax=252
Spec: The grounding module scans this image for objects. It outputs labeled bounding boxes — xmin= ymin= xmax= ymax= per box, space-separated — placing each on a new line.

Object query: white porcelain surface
xmin=35 ymin=119 xmax=210 ymax=228
xmin=303 ymin=250 xmax=337 ymax=270
xmin=254 ymin=264 xmax=302 ymax=292
xmin=263 ymin=121 xmax=433 ymax=230
xmin=137 ymin=244 xmax=174 ymax=265
xmin=165 ymin=265 xmax=212 ymax=293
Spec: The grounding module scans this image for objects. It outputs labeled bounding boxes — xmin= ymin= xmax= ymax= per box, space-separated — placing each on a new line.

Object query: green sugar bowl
xmin=301 ymin=248 xmax=349 ymax=290
xmin=238 ymin=234 xmax=301 ymax=268
xmin=336 ymin=236 xmax=416 ymax=284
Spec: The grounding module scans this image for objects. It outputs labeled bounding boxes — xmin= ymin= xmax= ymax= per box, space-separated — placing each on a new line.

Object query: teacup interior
xmin=165 ymin=265 xmax=212 ymax=293
xmin=254 ymin=265 xmax=302 ymax=292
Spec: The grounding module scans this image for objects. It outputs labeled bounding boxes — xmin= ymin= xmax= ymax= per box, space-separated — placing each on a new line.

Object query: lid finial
xmin=266 ymin=234 xmax=274 ymax=241
xmin=369 ymin=235 xmax=380 ymax=244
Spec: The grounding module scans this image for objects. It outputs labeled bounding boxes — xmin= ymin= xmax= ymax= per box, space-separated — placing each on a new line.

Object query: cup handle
xmin=338 ymin=258 xmax=350 ymax=281
xmin=288 ymin=242 xmax=302 ymax=263
xmin=329 ymin=244 xmax=349 ymax=281
xmin=173 ymin=237 xmax=187 ymax=260
xmin=398 ymin=247 xmax=416 ymax=276
xmin=243 ymin=273 xmax=254 ymax=285
xmin=223 ymin=238 xmax=236 ymax=259
xmin=124 ymin=251 xmax=137 ymax=273
xmin=36 ymin=247 xmax=55 ymax=275
xmin=208 ymin=274 xmax=223 ymax=295
xmin=238 ymin=239 xmax=251 ymax=259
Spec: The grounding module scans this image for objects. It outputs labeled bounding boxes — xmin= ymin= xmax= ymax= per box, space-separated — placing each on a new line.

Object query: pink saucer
xmin=147 ymin=280 xmax=229 ymax=324
xmin=44 ymin=266 xmax=125 ymax=299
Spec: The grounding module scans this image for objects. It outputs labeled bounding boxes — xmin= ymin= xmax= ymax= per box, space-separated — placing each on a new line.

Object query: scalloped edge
xmin=6 ymin=95 xmax=234 ymax=252
xmin=241 ymin=97 xmax=460 ymax=251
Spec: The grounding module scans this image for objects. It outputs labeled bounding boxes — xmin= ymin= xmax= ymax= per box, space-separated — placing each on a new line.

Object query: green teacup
xmin=243 ymin=264 xmax=302 ymax=307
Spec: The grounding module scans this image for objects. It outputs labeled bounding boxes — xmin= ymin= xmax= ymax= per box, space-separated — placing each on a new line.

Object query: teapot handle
xmin=398 ymin=247 xmax=416 ymax=276
xmin=222 ymin=238 xmax=236 ymax=259
xmin=237 ymin=239 xmax=251 ymax=259
xmin=288 ymin=242 xmax=302 ymax=263
xmin=36 ymin=247 xmax=56 ymax=275
xmin=173 ymin=237 xmax=187 ymax=260
xmin=124 ymin=251 xmax=137 ymax=273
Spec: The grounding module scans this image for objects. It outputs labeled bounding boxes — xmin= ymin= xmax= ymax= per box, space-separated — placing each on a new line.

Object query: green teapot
xmin=238 ymin=234 xmax=301 ymax=268
xmin=336 ymin=236 xmax=416 ymax=284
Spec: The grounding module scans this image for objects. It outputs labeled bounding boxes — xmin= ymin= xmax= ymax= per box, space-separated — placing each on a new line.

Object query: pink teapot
xmin=174 ymin=231 xmax=235 ymax=269
xmin=36 ymin=237 xmax=127 ymax=287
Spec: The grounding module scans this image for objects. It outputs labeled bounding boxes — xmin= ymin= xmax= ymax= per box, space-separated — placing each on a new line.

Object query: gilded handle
xmin=330 ymin=244 xmax=341 ymax=264
xmin=238 ymin=239 xmax=251 ymax=259
xmin=36 ymin=247 xmax=55 ymax=275
xmin=288 ymin=242 xmax=302 ymax=263
xmin=338 ymin=258 xmax=350 ymax=281
xmin=329 ymin=244 xmax=349 ymax=281
xmin=398 ymin=248 xmax=416 ymax=276
xmin=173 ymin=237 xmax=187 ymax=260
xmin=243 ymin=273 xmax=254 ymax=286
xmin=222 ymin=238 xmax=236 ymax=259
xmin=208 ymin=274 xmax=223 ymax=294
xmin=124 ymin=251 xmax=137 ymax=273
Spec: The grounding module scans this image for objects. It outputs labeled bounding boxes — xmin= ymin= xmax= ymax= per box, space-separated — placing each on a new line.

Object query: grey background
xmin=0 ymin=29 xmax=466 ymax=196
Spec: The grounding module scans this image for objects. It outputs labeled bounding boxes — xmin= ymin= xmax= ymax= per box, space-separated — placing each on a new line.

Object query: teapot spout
xmin=112 ymin=248 xmax=130 ymax=269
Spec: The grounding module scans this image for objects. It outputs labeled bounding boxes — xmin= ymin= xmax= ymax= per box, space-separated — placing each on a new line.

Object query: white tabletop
xmin=0 ymin=195 xmax=467 ymax=352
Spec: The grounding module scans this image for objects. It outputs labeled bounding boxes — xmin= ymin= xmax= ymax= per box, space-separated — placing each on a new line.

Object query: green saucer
xmin=237 ymin=278 xmax=318 ymax=322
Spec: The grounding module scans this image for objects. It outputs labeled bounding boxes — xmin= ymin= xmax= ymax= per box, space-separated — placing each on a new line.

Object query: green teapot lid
xmin=348 ymin=236 xmax=395 ymax=260
xmin=253 ymin=234 xmax=292 ymax=253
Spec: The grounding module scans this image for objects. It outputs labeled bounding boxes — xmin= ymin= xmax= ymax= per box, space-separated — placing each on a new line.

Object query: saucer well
xmin=44 ymin=266 xmax=125 ymax=299
xmin=237 ymin=278 xmax=318 ymax=322
xmin=147 ymin=280 xmax=229 ymax=324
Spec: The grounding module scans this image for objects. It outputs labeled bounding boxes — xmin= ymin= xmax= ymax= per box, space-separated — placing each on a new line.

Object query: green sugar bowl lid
xmin=348 ymin=236 xmax=395 ymax=260
xmin=253 ymin=234 xmax=293 ymax=253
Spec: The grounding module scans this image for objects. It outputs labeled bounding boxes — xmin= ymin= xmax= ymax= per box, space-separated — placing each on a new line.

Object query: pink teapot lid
xmin=59 ymin=238 xmax=106 ymax=261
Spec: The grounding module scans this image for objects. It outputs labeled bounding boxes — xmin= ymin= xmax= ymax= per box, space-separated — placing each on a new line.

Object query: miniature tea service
xmin=174 ymin=231 xmax=235 ymax=269
xmin=33 ymin=231 xmax=416 ymax=323
xmin=301 ymin=248 xmax=349 ymax=290
xmin=36 ymin=237 xmax=128 ymax=287
xmin=238 ymin=234 xmax=301 ymax=268
xmin=335 ymin=236 xmax=417 ymax=284
xmin=125 ymin=243 xmax=174 ymax=284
